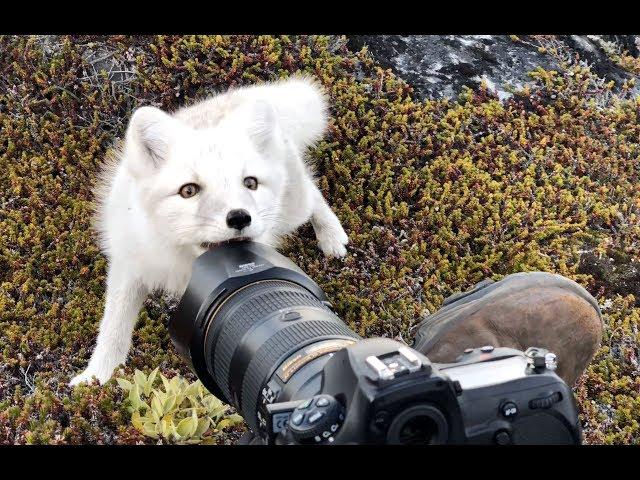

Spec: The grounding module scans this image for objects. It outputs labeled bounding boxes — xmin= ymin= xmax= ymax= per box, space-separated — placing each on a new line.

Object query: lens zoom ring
xmin=241 ymin=320 xmax=359 ymax=432
xmin=208 ymin=281 xmax=328 ymax=403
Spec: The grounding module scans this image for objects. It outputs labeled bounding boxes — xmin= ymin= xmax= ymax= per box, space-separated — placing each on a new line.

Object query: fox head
xmin=123 ymin=101 xmax=291 ymax=255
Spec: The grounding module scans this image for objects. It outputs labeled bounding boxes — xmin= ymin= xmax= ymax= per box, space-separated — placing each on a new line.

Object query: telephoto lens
xmin=168 ymin=241 xmax=360 ymax=435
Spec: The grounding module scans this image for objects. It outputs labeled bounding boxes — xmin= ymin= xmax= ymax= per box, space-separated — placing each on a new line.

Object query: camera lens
xmin=169 ymin=242 xmax=361 ymax=436
xmin=386 ymin=404 xmax=448 ymax=445
xmin=203 ymin=278 xmax=358 ymax=433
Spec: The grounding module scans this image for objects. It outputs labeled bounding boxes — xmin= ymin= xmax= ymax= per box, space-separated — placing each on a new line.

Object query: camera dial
xmin=287 ymin=395 xmax=345 ymax=444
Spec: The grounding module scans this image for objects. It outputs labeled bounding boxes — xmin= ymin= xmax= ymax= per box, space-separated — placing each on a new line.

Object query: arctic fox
xmin=70 ymin=76 xmax=349 ymax=386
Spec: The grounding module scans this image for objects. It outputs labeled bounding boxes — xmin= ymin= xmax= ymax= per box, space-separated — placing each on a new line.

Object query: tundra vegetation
xmin=1 ymin=35 xmax=639 ymax=444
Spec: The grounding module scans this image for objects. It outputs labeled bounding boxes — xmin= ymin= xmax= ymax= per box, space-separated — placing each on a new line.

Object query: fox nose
xmin=226 ymin=209 xmax=252 ymax=231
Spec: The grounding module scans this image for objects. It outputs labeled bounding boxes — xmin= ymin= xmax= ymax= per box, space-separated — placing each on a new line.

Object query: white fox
xmin=70 ymin=76 xmax=348 ymax=386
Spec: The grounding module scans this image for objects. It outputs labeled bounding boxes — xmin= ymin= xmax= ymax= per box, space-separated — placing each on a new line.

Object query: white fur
xmin=70 ymin=76 xmax=348 ymax=386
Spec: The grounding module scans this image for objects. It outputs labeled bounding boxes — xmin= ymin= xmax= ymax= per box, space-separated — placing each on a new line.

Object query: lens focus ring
xmin=241 ymin=319 xmax=358 ymax=432
xmin=205 ymin=281 xmax=342 ymax=403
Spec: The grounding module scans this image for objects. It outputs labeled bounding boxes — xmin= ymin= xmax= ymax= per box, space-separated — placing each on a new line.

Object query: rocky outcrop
xmin=347 ymin=35 xmax=640 ymax=101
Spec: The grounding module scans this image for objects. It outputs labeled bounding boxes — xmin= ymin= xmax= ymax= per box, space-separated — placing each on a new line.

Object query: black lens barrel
xmin=169 ymin=242 xmax=360 ymax=434
xmin=204 ymin=279 xmax=359 ymax=431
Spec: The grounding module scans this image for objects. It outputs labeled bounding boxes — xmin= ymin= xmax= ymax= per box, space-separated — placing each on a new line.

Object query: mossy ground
xmin=1 ymin=35 xmax=639 ymax=444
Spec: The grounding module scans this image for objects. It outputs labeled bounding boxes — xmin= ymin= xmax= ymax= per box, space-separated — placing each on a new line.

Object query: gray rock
xmin=347 ymin=35 xmax=640 ymax=101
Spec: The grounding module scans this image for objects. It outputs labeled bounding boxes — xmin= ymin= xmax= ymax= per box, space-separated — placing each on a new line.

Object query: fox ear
xmin=247 ymin=100 xmax=278 ymax=152
xmin=126 ymin=106 xmax=176 ymax=174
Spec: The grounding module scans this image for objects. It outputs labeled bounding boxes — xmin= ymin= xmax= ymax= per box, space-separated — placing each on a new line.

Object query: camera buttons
xmin=481 ymin=345 xmax=495 ymax=353
xmin=291 ymin=412 xmax=305 ymax=426
xmin=298 ymin=398 xmax=313 ymax=409
xmin=308 ymin=411 xmax=325 ymax=424
xmin=288 ymin=395 xmax=344 ymax=443
xmin=500 ymin=401 xmax=518 ymax=419
xmin=494 ymin=430 xmax=512 ymax=445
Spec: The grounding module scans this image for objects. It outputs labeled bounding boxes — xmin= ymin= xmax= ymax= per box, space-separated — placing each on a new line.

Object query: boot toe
xmin=412 ymin=271 xmax=603 ymax=386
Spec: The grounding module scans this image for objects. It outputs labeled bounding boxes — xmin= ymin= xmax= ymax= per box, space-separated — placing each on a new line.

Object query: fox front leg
xmin=309 ymin=184 xmax=349 ymax=258
xmin=70 ymin=264 xmax=147 ymax=386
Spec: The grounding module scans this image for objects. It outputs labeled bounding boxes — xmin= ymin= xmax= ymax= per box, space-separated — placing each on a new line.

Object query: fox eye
xmin=243 ymin=176 xmax=258 ymax=190
xmin=179 ymin=183 xmax=200 ymax=198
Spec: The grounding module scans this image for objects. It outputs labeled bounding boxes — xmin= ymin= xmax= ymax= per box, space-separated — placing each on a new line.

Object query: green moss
xmin=1 ymin=35 xmax=640 ymax=444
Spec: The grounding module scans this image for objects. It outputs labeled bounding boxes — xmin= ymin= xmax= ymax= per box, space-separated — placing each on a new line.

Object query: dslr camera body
xmin=169 ymin=242 xmax=582 ymax=445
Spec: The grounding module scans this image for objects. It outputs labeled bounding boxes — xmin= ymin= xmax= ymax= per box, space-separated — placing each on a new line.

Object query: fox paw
xmin=316 ymin=225 xmax=349 ymax=258
xmin=69 ymin=367 xmax=113 ymax=386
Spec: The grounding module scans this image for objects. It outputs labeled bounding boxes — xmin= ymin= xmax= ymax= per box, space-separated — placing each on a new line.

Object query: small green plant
xmin=116 ymin=368 xmax=243 ymax=444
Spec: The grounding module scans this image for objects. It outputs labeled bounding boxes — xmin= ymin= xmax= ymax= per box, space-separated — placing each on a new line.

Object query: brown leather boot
xmin=411 ymin=272 xmax=603 ymax=386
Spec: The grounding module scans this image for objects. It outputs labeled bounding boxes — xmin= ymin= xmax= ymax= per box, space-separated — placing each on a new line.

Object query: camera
xmin=168 ymin=241 xmax=582 ymax=445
